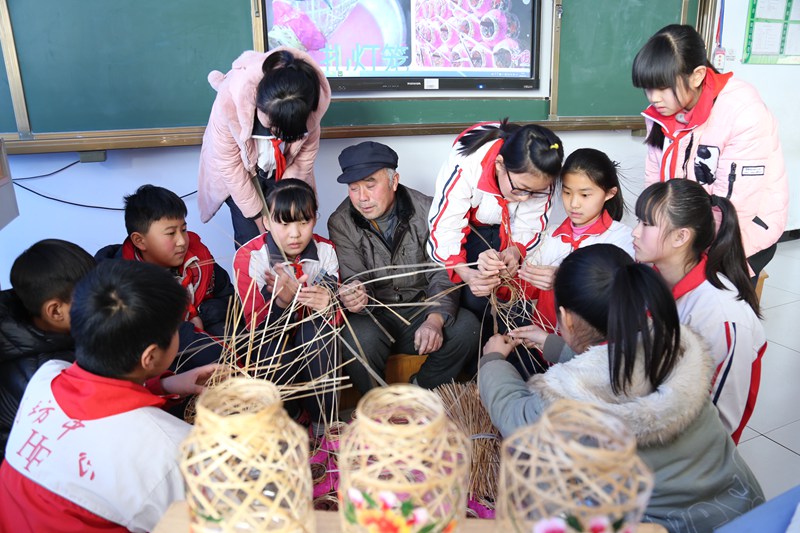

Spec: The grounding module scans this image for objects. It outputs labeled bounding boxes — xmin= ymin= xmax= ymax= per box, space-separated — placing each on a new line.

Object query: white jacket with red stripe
xmin=233 ymin=232 xmax=339 ymax=328
xmin=427 ymin=130 xmax=554 ymax=281
xmin=644 ymin=76 xmax=788 ymax=258
xmin=527 ymin=212 xmax=634 ymax=267
xmin=672 ymin=260 xmax=766 ymax=444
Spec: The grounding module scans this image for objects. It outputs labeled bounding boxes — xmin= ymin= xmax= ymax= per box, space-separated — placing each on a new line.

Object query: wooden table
xmin=154 ymin=501 xmax=667 ymax=532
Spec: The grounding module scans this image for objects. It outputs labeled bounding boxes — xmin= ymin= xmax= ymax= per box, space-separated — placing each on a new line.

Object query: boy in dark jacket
xmin=95 ymin=185 xmax=234 ymax=370
xmin=0 ymin=239 xmax=95 ymax=459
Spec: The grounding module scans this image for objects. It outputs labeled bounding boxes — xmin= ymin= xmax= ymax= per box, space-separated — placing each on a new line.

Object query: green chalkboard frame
xmin=0 ymin=0 xmax=707 ymax=154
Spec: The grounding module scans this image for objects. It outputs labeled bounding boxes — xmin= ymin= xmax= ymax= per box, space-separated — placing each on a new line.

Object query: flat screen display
xmin=263 ymin=0 xmax=541 ymax=91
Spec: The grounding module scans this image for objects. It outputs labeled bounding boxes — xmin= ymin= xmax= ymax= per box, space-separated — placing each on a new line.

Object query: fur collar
xmin=527 ymin=326 xmax=713 ymax=447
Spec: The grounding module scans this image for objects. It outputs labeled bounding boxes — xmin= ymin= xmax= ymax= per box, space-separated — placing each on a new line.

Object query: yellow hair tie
xmin=550 ymin=143 xmax=559 ymax=150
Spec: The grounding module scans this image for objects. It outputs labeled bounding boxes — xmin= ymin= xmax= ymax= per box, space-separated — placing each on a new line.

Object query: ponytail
xmin=607 ymin=264 xmax=681 ymax=394
xmin=458 ymin=118 xmax=564 ymax=178
xmin=636 ymin=180 xmax=760 ymax=317
xmin=707 ymin=195 xmax=761 ymax=316
xmin=555 ymin=244 xmax=682 ymax=395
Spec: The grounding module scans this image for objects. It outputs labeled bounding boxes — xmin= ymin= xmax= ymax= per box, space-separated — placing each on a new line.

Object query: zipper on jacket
xmin=726 ymin=162 xmax=737 ymax=199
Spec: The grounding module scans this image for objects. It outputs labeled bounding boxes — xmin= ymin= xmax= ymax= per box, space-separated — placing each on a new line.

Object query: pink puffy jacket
xmin=644 ymin=77 xmax=788 ymax=258
xmin=197 ymin=48 xmax=332 ymax=222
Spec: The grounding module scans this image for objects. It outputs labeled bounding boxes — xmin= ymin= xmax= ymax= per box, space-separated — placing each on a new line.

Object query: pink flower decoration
xmin=347 ymin=487 xmax=364 ymax=506
xmin=378 ymin=490 xmax=400 ymax=509
xmin=533 ymin=517 xmax=568 ymax=533
xmin=411 ymin=507 xmax=430 ymax=525
xmin=589 ymin=516 xmax=611 ymax=533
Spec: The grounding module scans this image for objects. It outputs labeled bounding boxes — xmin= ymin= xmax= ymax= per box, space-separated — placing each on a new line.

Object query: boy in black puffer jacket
xmin=0 ymin=239 xmax=96 ymax=458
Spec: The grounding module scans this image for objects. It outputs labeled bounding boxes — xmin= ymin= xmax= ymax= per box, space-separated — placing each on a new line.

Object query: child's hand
xmin=273 ymin=265 xmax=301 ymax=308
xmin=161 ymin=364 xmax=221 ymax=397
xmin=508 ymin=324 xmax=548 ymax=350
xmin=519 ymin=263 xmax=558 ymax=291
xmin=298 ymin=285 xmax=331 ymax=312
xmin=339 ymin=281 xmax=368 ymax=313
xmin=189 ymin=315 xmax=204 ymax=331
xmin=482 ymin=334 xmax=521 ymax=359
xmin=457 ymin=266 xmax=500 ymax=297
xmin=498 ymin=247 xmax=522 ymax=277
xmin=477 ymin=249 xmax=507 ymax=276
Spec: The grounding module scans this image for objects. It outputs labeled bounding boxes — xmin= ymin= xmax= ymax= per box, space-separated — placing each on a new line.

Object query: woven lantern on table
xmin=338 ymin=384 xmax=471 ymax=532
xmin=496 ymin=399 xmax=654 ymax=533
xmin=179 ymin=377 xmax=314 ymax=532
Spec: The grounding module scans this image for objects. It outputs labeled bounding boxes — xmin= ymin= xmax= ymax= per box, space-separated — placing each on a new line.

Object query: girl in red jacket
xmin=632 ymin=24 xmax=787 ymax=280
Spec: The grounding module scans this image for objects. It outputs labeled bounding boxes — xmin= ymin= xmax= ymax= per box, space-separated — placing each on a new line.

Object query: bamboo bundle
xmin=436 ymin=381 xmax=501 ymax=503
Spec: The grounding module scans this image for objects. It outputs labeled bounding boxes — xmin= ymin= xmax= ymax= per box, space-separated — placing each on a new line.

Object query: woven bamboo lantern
xmin=338 ymin=384 xmax=471 ymax=532
xmin=496 ymin=399 xmax=654 ymax=533
xmin=179 ymin=378 xmax=314 ymax=532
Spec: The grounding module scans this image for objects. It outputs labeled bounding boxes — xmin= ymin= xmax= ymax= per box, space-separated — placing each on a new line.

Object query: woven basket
xmin=179 ymin=378 xmax=314 ymax=532
xmin=496 ymin=399 xmax=654 ymax=532
xmin=338 ymin=384 xmax=471 ymax=532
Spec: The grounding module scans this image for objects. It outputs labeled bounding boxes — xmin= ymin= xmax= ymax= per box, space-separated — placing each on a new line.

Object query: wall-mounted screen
xmin=263 ymin=0 xmax=541 ymax=92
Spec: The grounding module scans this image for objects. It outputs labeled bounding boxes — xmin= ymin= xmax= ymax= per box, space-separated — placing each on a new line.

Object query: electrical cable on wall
xmin=11 ymin=160 xmax=197 ymax=211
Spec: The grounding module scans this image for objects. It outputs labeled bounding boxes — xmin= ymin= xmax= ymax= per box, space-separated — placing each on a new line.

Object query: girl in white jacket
xmin=427 ymin=120 xmax=563 ymax=341
xmin=518 ymin=148 xmax=633 ymax=333
xmin=633 ymin=179 xmax=765 ymax=443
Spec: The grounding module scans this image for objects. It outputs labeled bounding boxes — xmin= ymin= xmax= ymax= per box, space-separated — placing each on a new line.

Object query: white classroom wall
xmin=0 ymin=130 xmax=649 ymax=288
xmin=3 ymin=0 xmax=799 ymax=288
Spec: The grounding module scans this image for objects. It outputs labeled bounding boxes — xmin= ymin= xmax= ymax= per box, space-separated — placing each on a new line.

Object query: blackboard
xmin=5 ymin=0 xmax=252 ymax=133
xmin=0 ymin=0 xmax=709 ymax=152
xmin=0 ymin=41 xmax=15 ymax=134
xmin=556 ymin=0 xmax=699 ymax=117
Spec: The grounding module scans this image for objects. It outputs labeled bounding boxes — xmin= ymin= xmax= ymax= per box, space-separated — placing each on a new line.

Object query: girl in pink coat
xmin=197 ymin=48 xmax=331 ymax=248
xmin=632 ymin=24 xmax=787 ymax=280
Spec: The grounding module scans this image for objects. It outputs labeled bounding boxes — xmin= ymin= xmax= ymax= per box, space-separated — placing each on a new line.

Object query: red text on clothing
xmin=16 ymin=429 xmax=52 ymax=471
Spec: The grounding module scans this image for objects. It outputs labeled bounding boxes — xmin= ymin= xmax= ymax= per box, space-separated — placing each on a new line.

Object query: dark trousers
xmin=174 ymin=321 xmax=225 ymax=371
xmin=340 ymin=305 xmax=480 ymax=394
xmin=748 ymin=243 xmax=778 ymax=286
xmin=252 ymin=317 xmax=337 ymax=423
xmin=225 ymin=171 xmax=276 ymax=250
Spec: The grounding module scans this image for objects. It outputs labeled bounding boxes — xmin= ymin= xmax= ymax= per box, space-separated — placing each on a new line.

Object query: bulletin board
xmin=742 ymin=0 xmax=800 ymax=64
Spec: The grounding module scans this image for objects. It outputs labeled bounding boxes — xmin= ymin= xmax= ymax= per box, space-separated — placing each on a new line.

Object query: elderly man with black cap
xmin=328 ymin=141 xmax=480 ymax=393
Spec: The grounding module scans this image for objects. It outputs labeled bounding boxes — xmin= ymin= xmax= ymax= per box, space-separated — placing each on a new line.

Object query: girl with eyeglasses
xmin=427 ymin=119 xmax=564 ymax=346
xmin=198 ymin=49 xmax=331 ymax=249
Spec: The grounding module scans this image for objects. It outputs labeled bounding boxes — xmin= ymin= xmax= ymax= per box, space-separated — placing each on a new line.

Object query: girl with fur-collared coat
xmin=633 ymin=24 xmax=787 ymax=278
xmin=479 ymin=244 xmax=764 ymax=533
xmin=198 ymin=48 xmax=331 ymax=248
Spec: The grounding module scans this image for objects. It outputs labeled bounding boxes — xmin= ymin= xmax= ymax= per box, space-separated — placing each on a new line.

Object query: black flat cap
xmin=336 ymin=141 xmax=399 ymax=184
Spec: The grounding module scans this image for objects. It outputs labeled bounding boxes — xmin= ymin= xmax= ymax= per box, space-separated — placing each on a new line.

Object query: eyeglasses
xmin=504 ymin=168 xmax=552 ymax=198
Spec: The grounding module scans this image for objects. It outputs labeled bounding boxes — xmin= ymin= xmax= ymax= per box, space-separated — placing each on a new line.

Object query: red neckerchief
xmin=272 ymin=138 xmax=286 ymax=179
xmin=51 ymin=363 xmax=166 ymax=420
xmin=552 ymin=211 xmax=614 ymax=251
xmin=120 ymin=232 xmax=215 ymax=320
xmin=667 ymin=255 xmax=708 ymax=301
xmin=642 ymin=70 xmax=733 ymax=182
